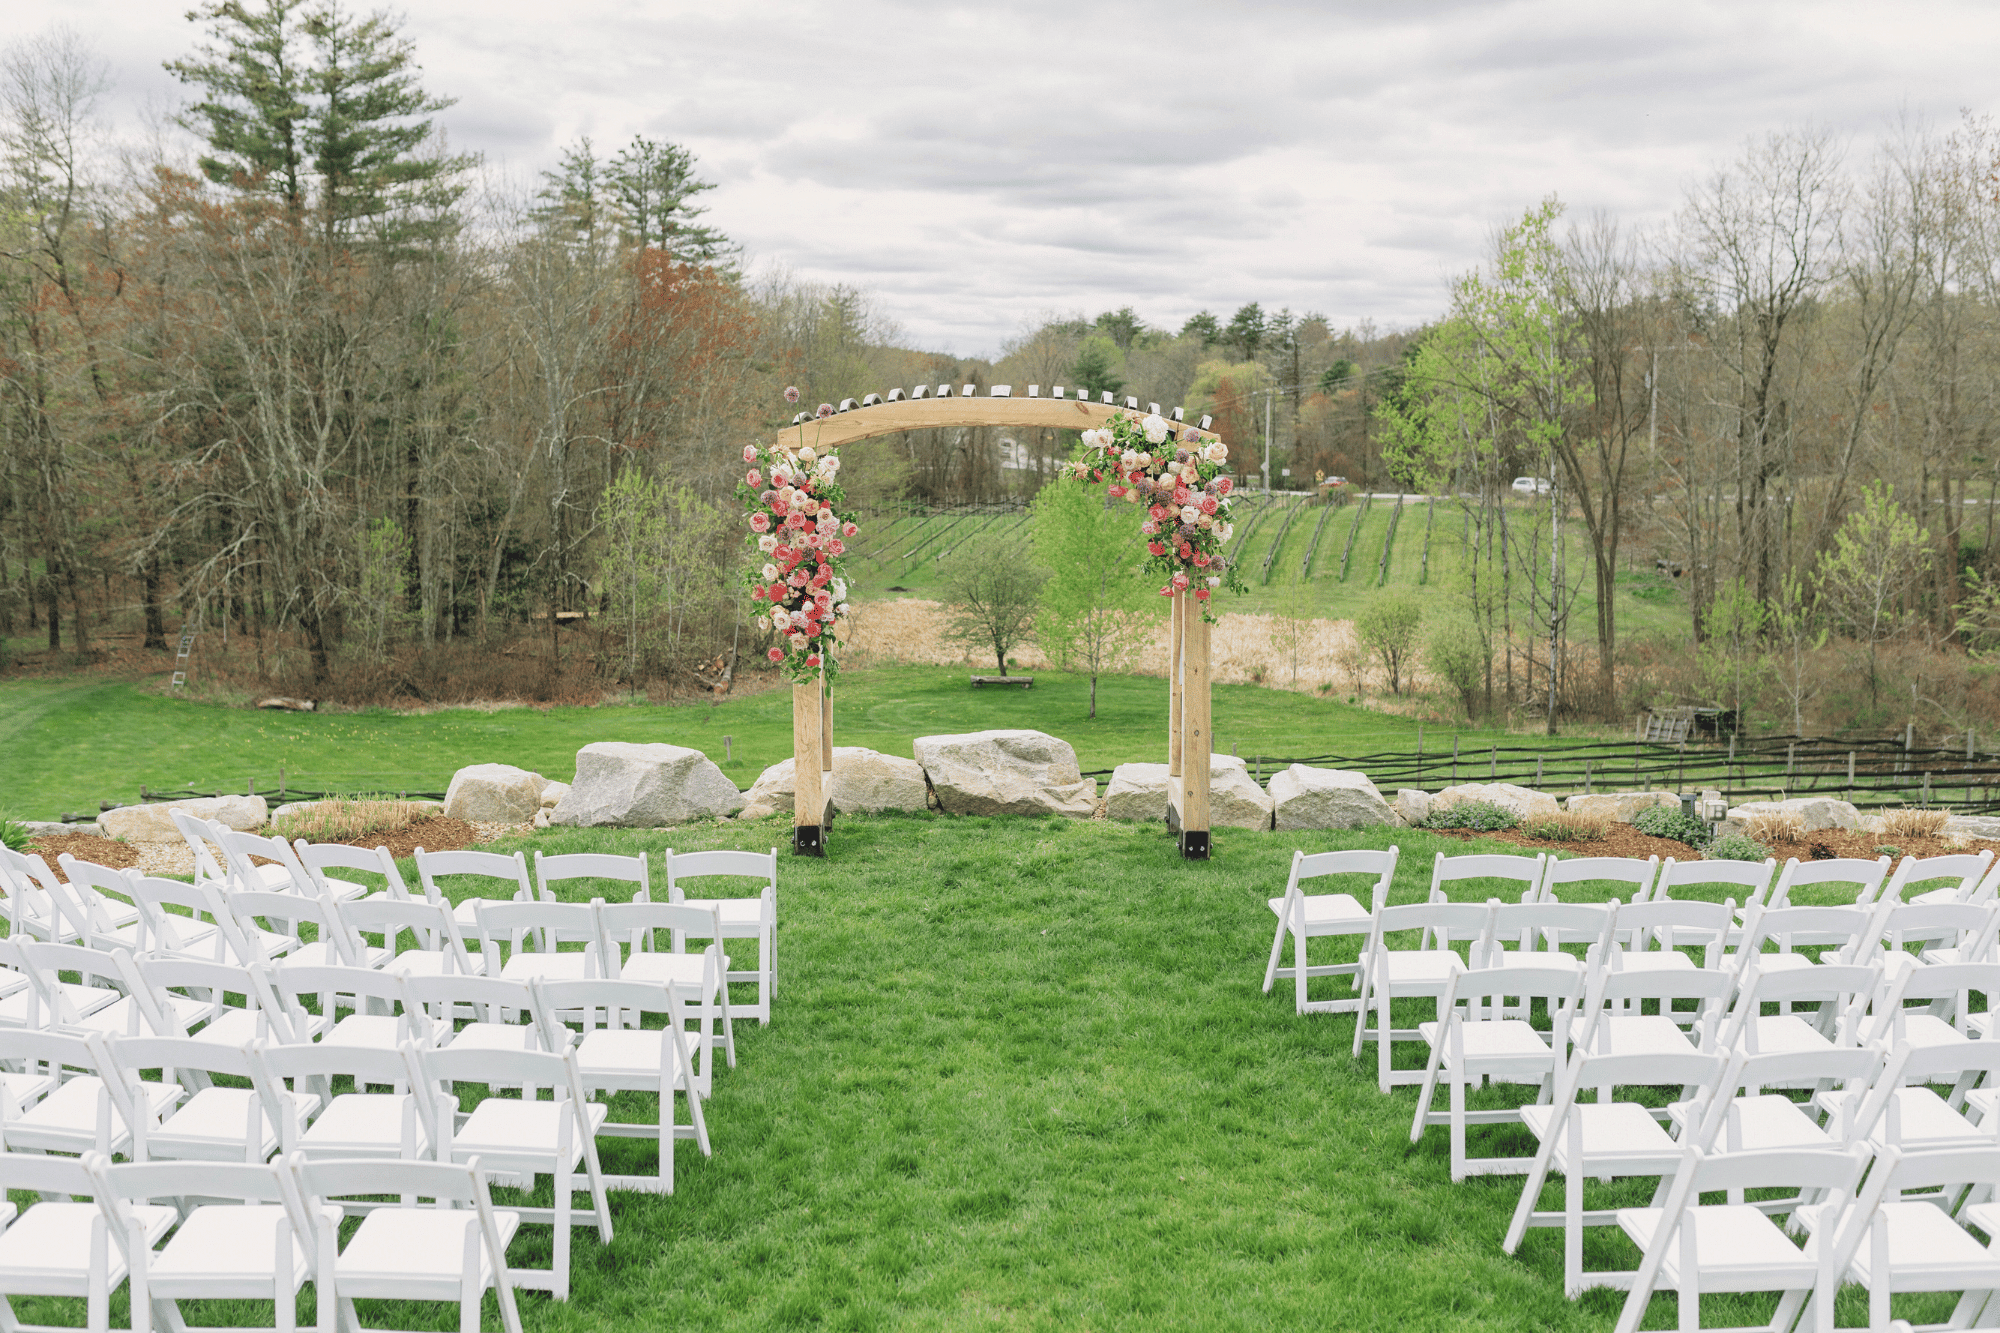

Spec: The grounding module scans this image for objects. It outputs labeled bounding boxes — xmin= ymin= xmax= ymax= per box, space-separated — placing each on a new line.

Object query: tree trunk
xmin=142 ymin=553 xmax=168 ymax=651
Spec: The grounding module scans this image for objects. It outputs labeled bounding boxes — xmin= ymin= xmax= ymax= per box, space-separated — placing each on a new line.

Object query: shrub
xmin=1875 ymin=844 xmax=1904 ymax=859
xmin=1706 ymin=832 xmax=1773 ymax=862
xmin=1739 ymin=810 xmax=1806 ymax=843
xmin=271 ymin=798 xmax=431 ymax=843
xmin=1355 ymin=592 xmax=1424 ymax=695
xmin=1424 ymin=800 xmax=1519 ymax=832
xmin=1522 ymin=812 xmax=1609 ymax=842
xmin=1426 ymin=616 xmax=1487 ymax=719
xmin=1878 ymin=808 xmax=1950 ymax=840
xmin=0 ymin=819 xmax=28 ymax=852
xmin=1631 ymin=804 xmax=1710 ymax=847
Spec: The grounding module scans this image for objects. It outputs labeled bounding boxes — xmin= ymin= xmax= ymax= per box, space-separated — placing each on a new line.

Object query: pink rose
xmin=1147 ymin=541 xmax=1166 ymax=556
xmin=774 ymin=545 xmax=794 ymax=563
xmin=1149 ymin=504 xmax=1170 ymax=521
xmin=1217 ymin=477 xmax=1233 ymax=495
xmin=1173 ymin=487 xmax=1192 ymax=506
xmin=768 ymin=583 xmax=786 ymax=600
xmin=1139 ymin=521 xmax=1157 ymax=536
xmin=842 ymin=522 xmax=858 ymax=537
xmin=767 ymin=647 xmax=784 ymax=662
xmin=746 ymin=469 xmax=762 ymax=487
xmin=828 ymin=539 xmax=845 ymax=556
xmin=788 ymin=570 xmax=809 ymax=587
xmin=752 ymin=587 xmax=766 ymax=601
xmin=743 ymin=445 xmax=758 ymax=462
xmin=805 ymin=653 xmax=821 ymax=667
xmin=1171 ymin=571 xmax=1190 ymax=591
xmin=1108 ymin=485 xmax=1126 ymax=499
xmin=749 ymin=513 xmax=769 ymax=532
xmin=1158 ymin=584 xmax=1175 ymax=598
xmin=1195 ymin=587 xmax=1210 ymax=601
xmin=1194 ymin=552 xmax=1210 ymax=567
xmin=1199 ymin=496 xmax=1218 ymax=515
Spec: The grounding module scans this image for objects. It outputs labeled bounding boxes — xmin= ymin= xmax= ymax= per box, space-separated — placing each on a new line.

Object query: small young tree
xmin=1030 ymin=482 xmax=1156 ymax=717
xmin=1696 ymin=579 xmax=1768 ymax=725
xmin=1426 ymin=614 xmax=1487 ymax=720
xmin=1355 ymin=591 xmax=1424 ymax=695
xmin=1268 ymin=575 xmax=1319 ymax=688
xmin=1767 ymin=572 xmax=1826 ymax=736
xmin=347 ymin=517 xmax=409 ymax=663
xmin=1815 ymin=481 xmax=1932 ymax=709
xmin=939 ymin=535 xmax=1046 ymax=677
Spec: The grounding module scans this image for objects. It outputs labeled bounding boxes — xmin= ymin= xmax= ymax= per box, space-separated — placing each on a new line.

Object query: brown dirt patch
xmin=25 ymin=833 xmax=141 ymax=878
xmin=321 ymin=815 xmax=482 ymax=859
xmin=1431 ymin=822 xmax=2000 ymax=864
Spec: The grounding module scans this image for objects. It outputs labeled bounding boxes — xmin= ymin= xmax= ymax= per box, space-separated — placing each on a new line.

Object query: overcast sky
xmin=5 ymin=0 xmax=1996 ymax=357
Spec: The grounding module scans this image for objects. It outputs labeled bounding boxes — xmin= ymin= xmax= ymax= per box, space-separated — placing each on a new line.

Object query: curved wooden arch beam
xmin=775 ymin=391 xmax=1222 ymax=451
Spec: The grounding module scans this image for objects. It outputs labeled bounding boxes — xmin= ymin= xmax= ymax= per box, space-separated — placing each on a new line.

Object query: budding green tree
xmin=1814 ymin=481 xmax=1931 ymax=709
xmin=1030 ymin=481 xmax=1158 ymax=717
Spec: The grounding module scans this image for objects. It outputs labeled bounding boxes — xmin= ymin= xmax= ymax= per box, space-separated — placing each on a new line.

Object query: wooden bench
xmin=969 ymin=676 xmax=1033 ymax=689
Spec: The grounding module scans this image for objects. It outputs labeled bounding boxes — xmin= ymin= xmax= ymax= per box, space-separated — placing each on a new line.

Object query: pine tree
xmin=607 ymin=135 xmax=732 ymax=262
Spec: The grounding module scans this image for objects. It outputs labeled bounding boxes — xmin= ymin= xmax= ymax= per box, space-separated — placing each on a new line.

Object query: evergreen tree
xmin=1069 ymin=334 xmax=1125 ymax=400
xmin=1092 ymin=305 xmax=1142 ymax=351
xmin=1225 ymin=301 xmax=1265 ymax=360
xmin=607 ymin=135 xmax=732 ymax=262
xmin=1180 ymin=310 xmax=1220 ymax=346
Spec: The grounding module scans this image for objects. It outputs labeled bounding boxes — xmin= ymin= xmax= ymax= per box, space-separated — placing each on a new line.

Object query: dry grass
xmin=1878 ymin=807 xmax=1952 ymax=840
xmin=1740 ymin=810 xmax=1807 ymax=843
xmin=270 ymin=798 xmax=432 ymax=843
xmin=1521 ymin=811 xmax=1611 ymax=842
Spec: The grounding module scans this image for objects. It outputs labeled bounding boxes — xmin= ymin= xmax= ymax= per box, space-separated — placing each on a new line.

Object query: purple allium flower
xmin=784 ymin=386 xmax=801 ymax=404
xmin=817 ymin=403 xmax=834 ymax=419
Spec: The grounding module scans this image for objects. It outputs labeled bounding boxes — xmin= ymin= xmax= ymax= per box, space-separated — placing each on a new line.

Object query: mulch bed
xmin=311 ymin=815 xmax=481 ymax=859
xmin=1432 ymin=823 xmax=2000 ymax=864
xmin=25 ymin=833 xmax=141 ymax=877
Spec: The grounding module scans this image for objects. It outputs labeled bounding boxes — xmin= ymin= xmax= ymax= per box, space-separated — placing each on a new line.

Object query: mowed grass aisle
xmin=431 ymin=815 xmax=1644 ymax=1333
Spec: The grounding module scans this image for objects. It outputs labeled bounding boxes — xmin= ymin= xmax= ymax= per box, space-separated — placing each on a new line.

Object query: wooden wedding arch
xmin=778 ymin=385 xmax=1221 ymax=860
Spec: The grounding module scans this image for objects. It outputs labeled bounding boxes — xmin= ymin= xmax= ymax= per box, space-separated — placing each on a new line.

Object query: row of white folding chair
xmin=0 ymin=1149 xmax=526 ymax=1333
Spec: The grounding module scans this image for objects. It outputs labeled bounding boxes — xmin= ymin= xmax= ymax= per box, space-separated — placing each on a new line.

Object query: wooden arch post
xmin=775 ymin=385 xmax=1223 ymax=859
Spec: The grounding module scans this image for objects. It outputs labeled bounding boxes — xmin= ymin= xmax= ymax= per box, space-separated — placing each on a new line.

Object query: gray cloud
xmin=4 ymin=0 xmax=1996 ymax=354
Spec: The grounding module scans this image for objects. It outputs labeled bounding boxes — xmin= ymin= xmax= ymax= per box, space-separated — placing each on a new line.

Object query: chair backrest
xmin=1430 ymin=852 xmax=1542 ymax=903
xmin=1580 ymin=966 xmax=1734 ymax=1050
xmin=1736 ymin=902 xmax=1874 ymax=962
xmin=0 ymin=1146 xmax=103 ymax=1198
xmin=342 ymin=897 xmax=476 ymax=973
xmin=0 ymin=846 xmax=71 ymax=941
xmin=1717 ymin=1044 xmax=1884 ymax=1121
xmin=131 ymin=953 xmax=294 ymax=1044
xmin=414 ymin=847 xmax=533 ymax=910
xmin=1367 ymin=899 xmax=1492 ymax=956
xmin=168 ymin=810 xmax=231 ymax=887
xmin=294 ymin=840 xmax=411 ymax=901
xmin=1770 ymin=855 xmax=1893 ymax=909
xmin=664 ymin=847 xmax=780 ymax=900
xmin=473 ymin=897 xmax=597 ymax=953
xmin=122 ymin=872 xmax=237 ymax=960
xmin=1868 ymin=961 xmax=2000 ymax=1046
xmin=595 ymin=898 xmax=726 ymax=973
xmin=1555 ymin=1045 xmax=1733 ymax=1103
xmin=222 ymin=886 xmax=358 ymax=967
xmin=51 ymin=856 xmax=139 ymax=951
xmin=1539 ymin=855 xmax=1658 ymax=904
xmin=1439 ymin=963 xmax=1587 ymax=1016
xmin=91 ymin=1158 xmax=310 ymax=1241
xmin=253 ymin=1035 xmax=429 ymax=1103
xmin=0 ymin=1028 xmax=143 ymax=1139
xmin=1878 ymin=901 xmax=1995 ymax=954
xmin=1724 ymin=961 xmax=1880 ymax=1051
xmin=212 ymin=826 xmax=305 ymax=895
xmin=1651 ymin=856 xmax=1776 ymax=904
xmin=534 ymin=851 xmax=649 ymax=903
xmin=398 ymin=972 xmax=541 ymax=1041
xmin=1883 ymin=850 xmax=1996 ymax=905
xmin=268 ymin=964 xmax=429 ymax=1044
xmin=416 ymin=1043 xmax=593 ymax=1119
xmin=531 ymin=976 xmax=691 ymax=1044
xmin=1482 ymin=899 xmax=1617 ymax=961
xmin=18 ymin=939 xmax=148 ymax=1033
xmin=1610 ymin=897 xmax=1734 ymax=964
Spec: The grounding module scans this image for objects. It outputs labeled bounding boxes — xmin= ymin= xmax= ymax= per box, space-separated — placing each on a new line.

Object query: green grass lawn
xmin=15 ymin=814 xmax=1918 ymax=1331
xmin=0 ymin=664 xmax=1479 ymax=821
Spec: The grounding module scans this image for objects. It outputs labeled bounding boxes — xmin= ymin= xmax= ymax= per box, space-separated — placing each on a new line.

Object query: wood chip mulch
xmin=1431 ymin=823 xmax=2000 ymax=864
xmin=24 ymin=833 xmax=140 ymax=879
xmin=316 ymin=815 xmax=485 ymax=859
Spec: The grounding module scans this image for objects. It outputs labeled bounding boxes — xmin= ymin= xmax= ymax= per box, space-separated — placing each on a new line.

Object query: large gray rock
xmin=1946 ymin=815 xmax=2000 ymax=840
xmin=550 ymin=743 xmax=744 ymax=828
xmin=101 ymin=795 xmax=269 ymax=843
xmin=1269 ymin=765 xmax=1396 ymax=831
xmin=1104 ymin=756 xmax=1273 ymax=829
xmin=1434 ymin=782 xmax=1561 ymax=823
xmin=539 ymin=781 xmax=570 ymax=810
xmin=1566 ymin=790 xmax=1680 ymax=824
xmin=735 ymin=747 xmax=929 ymax=821
xmin=443 ymin=764 xmax=544 ymax=824
xmin=1394 ymin=789 xmax=1432 ymax=826
xmin=1726 ymin=797 xmax=1860 ymax=832
xmin=15 ymin=821 xmax=101 ymax=838
xmin=913 ymin=730 xmax=1098 ymax=819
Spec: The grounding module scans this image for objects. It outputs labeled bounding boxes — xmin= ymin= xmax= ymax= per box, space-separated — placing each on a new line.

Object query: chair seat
xmin=1705 ymin=1094 xmax=1836 ymax=1152
xmin=499 ymin=952 xmax=593 ymax=983
xmin=1493 ymin=950 xmax=1583 ymax=972
xmin=677 ymin=897 xmax=771 ymax=934
xmin=1910 ymin=885 xmax=1966 ymax=907
xmin=1584 ymin=1015 xmax=1699 ymax=1058
xmin=1821 ymin=1086 xmax=1980 ymax=1149
xmin=1896 ymin=1014 xmax=1968 ymax=1049
xmin=322 ymin=1014 xmax=431 ymax=1049
xmin=336 ymin=1205 xmax=522 ymax=1297
xmin=381 ymin=950 xmax=485 ymax=980
xmin=1734 ymin=1015 xmax=1837 ymax=1056
xmin=1417 ymin=1019 xmax=1554 ymax=1075
xmin=453 ymin=1099 xmax=610 ymax=1169
xmin=1838 ymin=1201 xmax=2000 ymax=1286
xmin=298 ymin=1093 xmax=431 ymax=1157
xmin=574 ymin=1029 xmax=686 ymax=1082
xmin=441 ymin=1023 xmax=537 ymax=1054
xmin=1520 ymin=1101 xmax=1682 ymax=1171
xmin=1754 ymin=951 xmax=1822 ymax=973
xmin=1608 ymin=952 xmax=1697 ymax=973
xmin=148 ymin=1202 xmax=345 ymax=1292
xmin=8 ymin=1076 xmax=180 ymax=1152
xmin=618 ymin=952 xmax=729 ymax=988
xmin=0 ymin=1071 xmax=53 ymax=1109
xmin=185 ymin=1008 xmax=272 ymax=1047
xmin=151 ymin=1087 xmax=319 ymax=1159
xmin=1618 ymin=1203 xmax=1820 ymax=1289
xmin=0 ymin=1202 xmax=177 ymax=1290
xmin=67 ymin=993 xmax=210 ymax=1038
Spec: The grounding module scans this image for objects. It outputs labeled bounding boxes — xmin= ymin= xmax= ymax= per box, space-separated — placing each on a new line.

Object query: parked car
xmin=1510 ymin=476 xmax=1551 ymax=495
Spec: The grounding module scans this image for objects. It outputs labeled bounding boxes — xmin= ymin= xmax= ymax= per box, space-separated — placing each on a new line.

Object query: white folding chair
xmin=1538 ymin=855 xmax=1657 ymax=905
xmin=0 ymin=1151 xmax=175 ymax=1333
xmin=1864 ymin=902 xmax=2000 ymax=984
xmin=1574 ymin=966 xmax=1735 ymax=1061
xmin=1730 ymin=901 xmax=1877 ymax=984
xmin=16 ymin=941 xmax=202 ymax=1039
xmin=1720 ymin=961 xmax=1880 ymax=1056
xmin=293 ymin=839 xmax=413 ymax=904
xmin=399 ymin=973 xmax=544 ymax=1057
xmin=169 ymin=811 xmax=263 ymax=896
xmin=48 ymin=857 xmax=148 ymax=952
xmin=292 ymin=1155 xmax=523 ymax=1333
xmin=0 ymin=938 xmax=123 ymax=1034
xmin=0 ymin=1029 xmax=180 ymax=1159
xmin=1676 ymin=1044 xmax=1885 ymax=1164
xmin=90 ymin=1156 xmax=336 ymax=1333
xmin=1431 ymin=851 xmax=1544 ymax=906
xmin=1832 ymin=1038 xmax=2000 ymax=1154
xmin=109 ymin=1034 xmax=318 ymax=1165
xmin=120 ymin=873 xmax=239 ymax=963
xmin=1613 ymin=1143 xmax=1870 ymax=1333
xmin=1897 ymin=849 xmax=1998 ymax=906
xmin=415 ymin=848 xmax=535 ymax=930
xmin=1606 ymin=898 xmax=1735 ymax=975
xmin=1503 ymin=1046 xmax=1735 ymax=1298
xmin=535 ymin=850 xmax=648 ymax=904
xmin=1767 ymin=854 xmax=1893 ymax=910
xmin=1650 ymin=856 xmax=1776 ymax=906
xmin=663 ymin=848 xmax=779 ymax=1025
xmin=0 ymin=848 xmax=83 ymax=944
xmin=250 ymin=1039 xmax=446 ymax=1169
xmin=1862 ymin=959 xmax=2000 ymax=1052
xmin=1349 ymin=897 xmax=1489 ymax=1092
xmin=1260 ymin=847 xmax=1399 ymax=1016
xmin=223 ymin=888 xmax=385 ymax=972
xmin=343 ymin=897 xmax=484 ymax=980
xmin=1409 ymin=963 xmax=1584 ymax=1181
xmin=268 ymin=964 xmax=436 ymax=1050
xmin=414 ymin=1043 xmax=613 ymax=1300
xmin=595 ymin=898 xmax=736 ymax=1080
xmin=474 ymin=900 xmax=599 ymax=983
xmin=531 ymin=977 xmax=711 ymax=1194
xmin=119 ymin=954 xmax=297 ymax=1048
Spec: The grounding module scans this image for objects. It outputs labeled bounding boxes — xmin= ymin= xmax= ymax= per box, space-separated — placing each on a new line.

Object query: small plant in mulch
xmin=1521 ymin=812 xmax=1609 ymax=842
xmin=1424 ymin=800 xmax=1519 ymax=833
xmin=1631 ymin=804 xmax=1710 ymax=848
xmin=1876 ymin=844 xmax=1904 ymax=860
xmin=1808 ymin=841 xmax=1839 ymax=860
xmin=1706 ymin=832 xmax=1773 ymax=862
xmin=0 ymin=818 xmax=28 ymax=852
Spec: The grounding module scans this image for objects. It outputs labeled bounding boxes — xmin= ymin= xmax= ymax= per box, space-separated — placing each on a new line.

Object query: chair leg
xmin=554 ymin=1166 xmax=571 ymax=1301
xmin=1449 ymin=1070 xmax=1467 ymax=1182
xmin=1262 ymin=920 xmax=1287 ymax=993
xmin=1565 ymin=1164 xmax=1583 ymax=1299
xmin=1293 ymin=933 xmax=1311 ymax=1014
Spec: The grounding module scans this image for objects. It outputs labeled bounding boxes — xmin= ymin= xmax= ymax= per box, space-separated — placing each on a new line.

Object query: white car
xmin=1510 ymin=476 xmax=1551 ymax=496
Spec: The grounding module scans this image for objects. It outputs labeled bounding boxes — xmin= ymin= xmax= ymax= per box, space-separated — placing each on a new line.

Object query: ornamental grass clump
xmin=1631 ymin=804 xmax=1710 ymax=847
xmin=1879 ymin=808 xmax=1951 ymax=840
xmin=1522 ymin=812 xmax=1609 ymax=842
xmin=271 ymin=798 xmax=429 ymax=843
xmin=1423 ymin=800 xmax=1518 ymax=832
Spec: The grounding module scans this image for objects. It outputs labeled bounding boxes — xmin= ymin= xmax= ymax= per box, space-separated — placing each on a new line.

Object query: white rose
xmin=819 ymin=455 xmax=840 ymax=476
xmin=1180 ymin=505 xmax=1199 ymax=524
xmin=761 ymin=563 xmax=778 ymax=580
xmin=832 ymin=577 xmax=848 ymax=601
xmin=799 ymin=447 xmax=817 ymax=463
xmin=770 ymin=607 xmax=788 ymax=628
xmin=1197 ymin=513 xmax=1213 ymax=529
xmin=789 ymin=632 xmax=807 ymax=649
xmin=1215 ymin=522 xmax=1234 ymax=541
xmin=1121 ymin=449 xmax=1139 ymax=468
xmin=1142 ymin=414 xmax=1169 ymax=444
xmin=757 ymin=535 xmax=777 ymax=552
xmin=1206 ymin=576 xmax=1221 ymax=588
xmin=1205 ymin=441 xmax=1228 ymax=462
xmin=802 ymin=498 xmax=820 ymax=516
